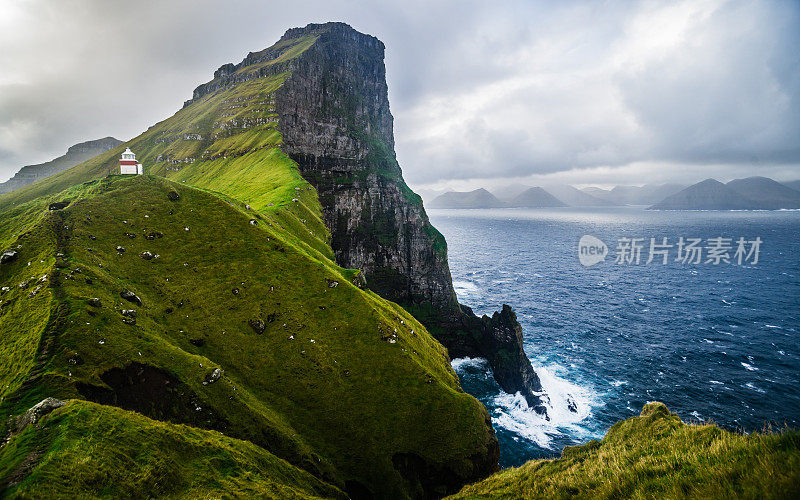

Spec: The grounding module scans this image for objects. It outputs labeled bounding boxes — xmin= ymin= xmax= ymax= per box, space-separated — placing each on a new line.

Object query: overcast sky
xmin=1 ymin=0 xmax=798 ymax=191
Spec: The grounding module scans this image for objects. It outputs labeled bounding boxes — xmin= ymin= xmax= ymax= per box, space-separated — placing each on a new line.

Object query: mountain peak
xmin=66 ymin=136 xmax=123 ymax=155
xmin=189 ymin=22 xmax=382 ymax=107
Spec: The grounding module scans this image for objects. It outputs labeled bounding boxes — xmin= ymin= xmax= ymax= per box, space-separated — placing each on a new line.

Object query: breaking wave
xmin=452 ymin=357 xmax=603 ymax=450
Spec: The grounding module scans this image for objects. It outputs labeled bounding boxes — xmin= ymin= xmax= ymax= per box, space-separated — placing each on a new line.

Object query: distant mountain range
xmin=539 ymin=184 xmax=612 ymax=207
xmin=429 ymin=186 xmax=566 ymax=208
xmin=0 ymin=137 xmax=122 ymax=194
xmin=427 ymin=177 xmax=800 ymax=210
xmin=582 ymin=183 xmax=687 ymax=206
xmin=427 ymin=188 xmax=506 ymax=208
xmin=651 ymin=177 xmax=800 ymax=210
xmin=508 ymin=187 xmax=566 ymax=207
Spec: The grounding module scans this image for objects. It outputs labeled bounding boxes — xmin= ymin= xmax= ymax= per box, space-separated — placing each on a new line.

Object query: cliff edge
xmin=189 ymin=22 xmax=545 ymax=409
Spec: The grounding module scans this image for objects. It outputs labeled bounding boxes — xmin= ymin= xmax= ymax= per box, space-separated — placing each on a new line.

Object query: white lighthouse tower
xmin=119 ymin=148 xmax=143 ymax=175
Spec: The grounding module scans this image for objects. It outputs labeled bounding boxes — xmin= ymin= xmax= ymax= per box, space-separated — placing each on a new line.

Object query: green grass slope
xmin=1 ymin=400 xmax=343 ymax=499
xmin=449 ymin=402 xmax=800 ymax=499
xmin=0 ymin=37 xmax=328 ymax=260
xmin=0 ymin=176 xmax=496 ymax=497
xmin=0 ymin=26 xmax=499 ymax=497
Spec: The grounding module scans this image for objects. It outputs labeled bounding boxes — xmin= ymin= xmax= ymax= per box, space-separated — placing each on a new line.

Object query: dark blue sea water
xmin=428 ymin=207 xmax=800 ymax=468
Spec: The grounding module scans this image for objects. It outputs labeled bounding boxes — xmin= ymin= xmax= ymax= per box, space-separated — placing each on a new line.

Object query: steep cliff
xmin=0 ymin=23 xmax=547 ymax=497
xmin=0 ymin=24 xmax=515 ymax=499
xmin=204 ymin=22 xmax=544 ymax=408
xmin=0 ymin=137 xmax=121 ymax=194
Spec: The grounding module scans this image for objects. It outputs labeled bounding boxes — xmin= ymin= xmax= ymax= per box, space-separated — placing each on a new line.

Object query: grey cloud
xmin=0 ymin=0 xmax=797 ymax=188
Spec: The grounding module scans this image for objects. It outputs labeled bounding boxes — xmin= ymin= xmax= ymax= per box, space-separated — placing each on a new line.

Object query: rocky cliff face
xmin=0 ymin=137 xmax=121 ymax=194
xmin=273 ymin=23 xmax=460 ymax=315
xmin=219 ymin=22 xmax=546 ymax=410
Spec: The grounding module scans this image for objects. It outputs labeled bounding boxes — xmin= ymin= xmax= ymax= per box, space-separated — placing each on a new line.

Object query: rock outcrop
xmin=0 ymin=137 xmax=121 ymax=194
xmin=201 ymin=22 xmax=545 ymax=410
xmin=11 ymin=398 xmax=66 ymax=433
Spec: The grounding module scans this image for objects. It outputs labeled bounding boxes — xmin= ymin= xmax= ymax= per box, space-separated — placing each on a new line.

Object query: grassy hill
xmin=1 ymin=400 xmax=344 ymax=498
xmin=0 ymin=23 xmax=502 ymax=498
xmin=0 ymin=175 xmax=497 ymax=498
xmin=449 ymin=402 xmax=800 ymax=499
xmin=0 ymin=39 xmax=327 ymax=258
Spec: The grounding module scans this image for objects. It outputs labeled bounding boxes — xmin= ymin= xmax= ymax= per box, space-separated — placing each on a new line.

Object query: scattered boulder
xmin=145 ymin=231 xmax=163 ymax=240
xmin=48 ymin=201 xmax=70 ymax=211
xmin=249 ymin=219 xmax=258 ymax=226
xmin=122 ymin=317 xmax=136 ymax=325
xmin=67 ymin=353 xmax=84 ymax=366
xmin=139 ymin=251 xmax=154 ymax=260
xmin=120 ymin=309 xmax=137 ymax=318
xmin=13 ymin=398 xmax=66 ymax=432
xmin=167 ymin=190 xmax=180 ymax=201
xmin=231 ymin=287 xmax=240 ymax=295
xmin=203 ymin=368 xmax=222 ymax=385
xmin=1 ymin=249 xmax=18 ymax=264
xmin=116 ymin=246 xmax=126 ymax=253
xmin=326 ymin=279 xmax=339 ymax=288
xmin=125 ymin=233 xmax=137 ymax=239
xmin=120 ymin=290 xmax=142 ymax=306
xmin=248 ymin=318 xmax=266 ymax=334
xmin=87 ymin=298 xmax=102 ymax=308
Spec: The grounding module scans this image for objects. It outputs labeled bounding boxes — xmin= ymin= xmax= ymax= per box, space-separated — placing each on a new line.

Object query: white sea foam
xmin=745 ymin=382 xmax=766 ymax=394
xmin=491 ymin=364 xmax=601 ymax=449
xmin=741 ymin=362 xmax=758 ymax=371
xmin=451 ymin=356 xmax=489 ymax=372
xmin=451 ymin=357 xmax=602 ymax=449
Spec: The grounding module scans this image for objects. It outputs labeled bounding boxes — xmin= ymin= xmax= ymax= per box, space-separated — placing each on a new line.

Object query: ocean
xmin=428 ymin=207 xmax=800 ymax=468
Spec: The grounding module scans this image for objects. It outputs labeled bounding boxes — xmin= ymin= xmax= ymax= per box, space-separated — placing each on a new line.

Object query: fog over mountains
xmin=428 ymin=177 xmax=800 ymax=210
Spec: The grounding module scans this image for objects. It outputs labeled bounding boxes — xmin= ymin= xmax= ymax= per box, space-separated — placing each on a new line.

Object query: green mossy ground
xmin=1 ymin=400 xmax=344 ymax=499
xmin=450 ymin=402 xmax=800 ymax=499
xmin=0 ymin=28 xmax=496 ymax=497
xmin=0 ymin=176 xmax=495 ymax=497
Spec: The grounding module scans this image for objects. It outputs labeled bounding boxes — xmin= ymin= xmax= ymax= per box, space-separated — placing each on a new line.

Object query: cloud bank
xmin=0 ymin=0 xmax=797 ymax=189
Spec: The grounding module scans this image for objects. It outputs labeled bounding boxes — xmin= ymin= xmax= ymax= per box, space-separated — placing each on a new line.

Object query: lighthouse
xmin=119 ymin=148 xmax=143 ymax=175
